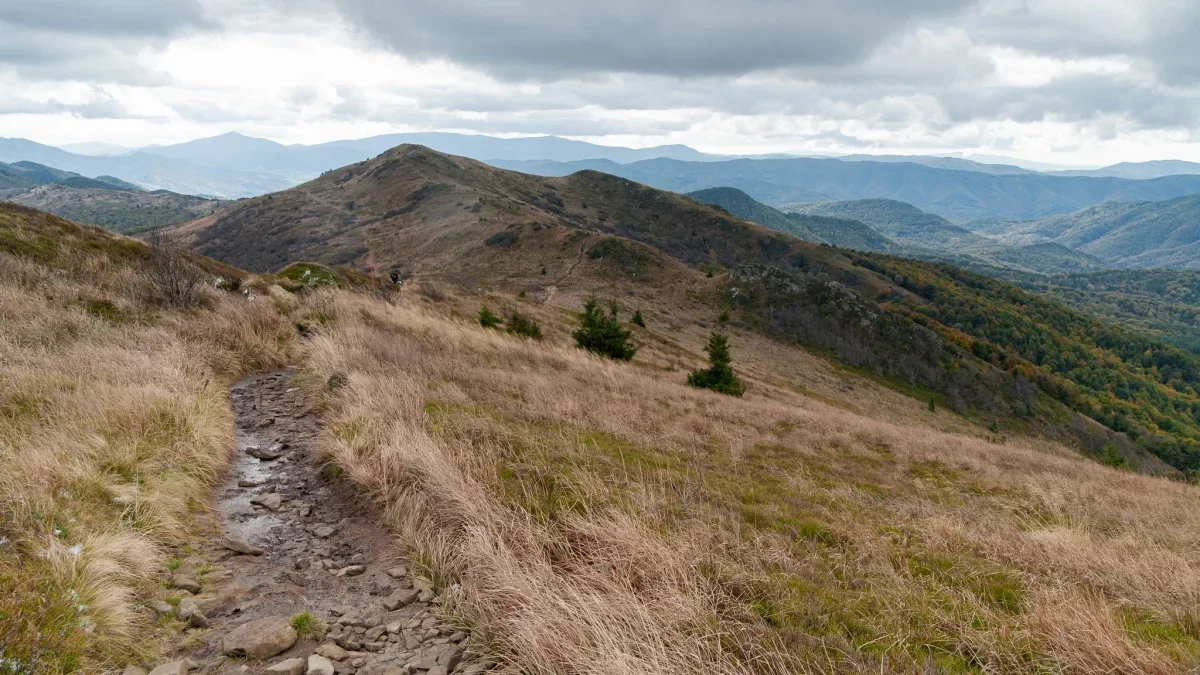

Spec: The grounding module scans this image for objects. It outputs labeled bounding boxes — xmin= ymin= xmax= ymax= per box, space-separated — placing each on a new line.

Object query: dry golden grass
xmin=304 ymin=287 xmax=1200 ymax=674
xmin=0 ymin=235 xmax=294 ymax=671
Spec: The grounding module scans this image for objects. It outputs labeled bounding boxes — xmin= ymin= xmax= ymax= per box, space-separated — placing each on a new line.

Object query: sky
xmin=2 ymin=0 xmax=1200 ymax=166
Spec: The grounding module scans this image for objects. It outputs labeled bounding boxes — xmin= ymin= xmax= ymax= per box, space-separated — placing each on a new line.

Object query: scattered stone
xmin=221 ymin=535 xmax=264 ymax=556
xmin=170 ymin=574 xmax=201 ymax=594
xmin=222 ymin=617 xmax=298 ymax=659
xmin=384 ymin=566 xmax=407 ymax=579
xmin=382 ymin=589 xmax=419 ymax=611
xmin=417 ymin=589 xmax=435 ymax=603
xmin=307 ymin=654 xmax=335 ymax=675
xmin=448 ymin=632 xmax=466 ymax=643
xmin=338 ymin=565 xmax=365 ymax=577
xmin=122 ymin=667 xmax=149 ymax=675
xmin=247 ymin=445 xmax=282 ymax=460
xmin=147 ymin=661 xmax=189 ymax=675
xmin=313 ymin=525 xmax=337 ymax=539
xmin=150 ymin=599 xmax=174 ymax=616
xmin=385 ymin=622 xmax=402 ymax=634
xmin=175 ymin=598 xmax=207 ymax=627
xmin=365 ymin=626 xmax=385 ymax=641
xmin=237 ymin=479 xmax=259 ymax=488
xmin=294 ymin=558 xmax=310 ymax=571
xmin=412 ymin=578 xmax=434 ymax=593
xmin=259 ymin=417 xmax=276 ymax=428
xmin=316 ymin=643 xmax=349 ymax=662
xmin=437 ymin=644 xmax=465 ymax=670
xmin=251 ymin=492 xmax=283 ymax=511
xmin=427 ymin=667 xmax=448 ymax=675
xmin=265 ymin=658 xmax=307 ymax=675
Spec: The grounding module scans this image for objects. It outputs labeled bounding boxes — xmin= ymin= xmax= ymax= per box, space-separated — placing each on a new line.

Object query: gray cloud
xmin=0 ymin=1 xmax=213 ymax=83
xmin=329 ymin=0 xmax=969 ymax=79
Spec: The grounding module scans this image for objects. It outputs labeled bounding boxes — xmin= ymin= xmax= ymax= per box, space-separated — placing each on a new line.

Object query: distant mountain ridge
xmin=0 ymin=159 xmax=138 ymax=197
xmin=494 ymin=156 xmax=1200 ymax=222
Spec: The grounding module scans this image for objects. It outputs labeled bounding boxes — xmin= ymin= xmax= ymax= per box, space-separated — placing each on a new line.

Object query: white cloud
xmin=2 ymin=0 xmax=1200 ymax=165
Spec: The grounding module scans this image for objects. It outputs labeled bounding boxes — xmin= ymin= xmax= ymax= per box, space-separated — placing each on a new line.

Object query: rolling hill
xmin=7 ymin=183 xmax=230 ymax=232
xmin=491 ymin=155 xmax=1200 ymax=222
xmin=991 ymin=195 xmax=1200 ymax=268
xmin=171 ymin=145 xmax=1200 ymax=478
xmin=686 ymin=187 xmax=902 ymax=253
xmin=0 ymin=159 xmax=136 ymax=197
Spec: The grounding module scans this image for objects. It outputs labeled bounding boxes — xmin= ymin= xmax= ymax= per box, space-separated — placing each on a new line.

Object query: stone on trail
xmin=313 ymin=524 xmax=337 ymax=538
xmin=147 ymin=661 xmax=189 ymax=675
xmin=265 ymin=658 xmax=307 ymax=675
xmin=150 ymin=599 xmax=174 ymax=616
xmin=175 ymin=597 xmax=208 ymax=627
xmin=170 ymin=574 xmax=201 ymax=594
xmin=384 ymin=566 xmax=407 ymax=579
xmin=251 ymin=492 xmax=283 ymax=511
xmin=306 ymin=654 xmax=335 ymax=675
xmin=221 ymin=534 xmax=264 ymax=555
xmin=246 ymin=445 xmax=283 ymax=460
xmin=337 ymin=564 xmax=365 ymax=577
xmin=238 ymin=479 xmax=259 ymax=488
xmin=221 ymin=616 xmax=298 ymax=659
xmin=316 ymin=642 xmax=349 ymax=662
xmin=122 ymin=667 xmax=149 ymax=675
xmin=382 ymin=589 xmax=419 ymax=611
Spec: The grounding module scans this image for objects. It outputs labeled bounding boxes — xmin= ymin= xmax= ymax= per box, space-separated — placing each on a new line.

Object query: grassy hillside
xmin=0 ymin=204 xmax=294 ymax=671
xmin=8 ymin=183 xmax=230 ymax=232
xmin=11 ymin=201 xmax=1200 ymax=672
xmin=307 ymin=284 xmax=1200 ymax=674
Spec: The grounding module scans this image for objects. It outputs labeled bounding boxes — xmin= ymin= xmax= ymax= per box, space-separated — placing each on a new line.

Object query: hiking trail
xmin=131 ymin=370 xmax=485 ymax=675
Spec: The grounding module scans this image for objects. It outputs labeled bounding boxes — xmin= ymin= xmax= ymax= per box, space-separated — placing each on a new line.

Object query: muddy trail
xmin=134 ymin=370 xmax=485 ymax=675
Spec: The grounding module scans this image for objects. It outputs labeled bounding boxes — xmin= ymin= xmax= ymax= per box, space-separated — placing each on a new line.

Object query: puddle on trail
xmin=213 ymin=423 xmax=287 ymax=544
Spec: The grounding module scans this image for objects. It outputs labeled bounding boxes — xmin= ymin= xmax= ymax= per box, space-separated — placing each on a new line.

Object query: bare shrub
xmin=145 ymin=229 xmax=206 ymax=308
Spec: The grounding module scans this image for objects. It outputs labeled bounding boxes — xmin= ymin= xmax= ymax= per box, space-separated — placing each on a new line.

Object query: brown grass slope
xmin=302 ymin=284 xmax=1200 ymax=674
xmin=10 ymin=201 xmax=1200 ymax=672
xmin=0 ymin=204 xmax=296 ymax=672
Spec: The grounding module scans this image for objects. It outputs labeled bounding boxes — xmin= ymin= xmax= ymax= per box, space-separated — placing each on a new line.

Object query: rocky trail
xmin=129 ymin=370 xmax=486 ymax=675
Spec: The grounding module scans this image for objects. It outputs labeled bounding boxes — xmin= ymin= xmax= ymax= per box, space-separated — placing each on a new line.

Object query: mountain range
xmin=494 ymin=156 xmax=1200 ymax=222
xmin=5 ymin=131 xmax=1200 ymax=213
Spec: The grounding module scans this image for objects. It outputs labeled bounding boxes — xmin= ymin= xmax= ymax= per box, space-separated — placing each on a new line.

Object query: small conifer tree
xmin=573 ymin=297 xmax=637 ymax=361
xmin=687 ymin=332 xmax=745 ymax=396
xmin=478 ymin=304 xmax=502 ymax=329
xmin=506 ymin=312 xmax=542 ymax=340
xmin=631 ymin=309 xmax=645 ymax=328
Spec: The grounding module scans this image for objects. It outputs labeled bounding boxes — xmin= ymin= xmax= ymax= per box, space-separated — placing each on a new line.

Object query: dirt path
xmin=542 ymin=232 xmax=592 ymax=304
xmin=136 ymin=370 xmax=484 ymax=675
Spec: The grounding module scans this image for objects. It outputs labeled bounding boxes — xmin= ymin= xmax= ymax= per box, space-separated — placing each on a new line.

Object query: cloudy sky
xmin=2 ymin=0 xmax=1199 ymax=165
